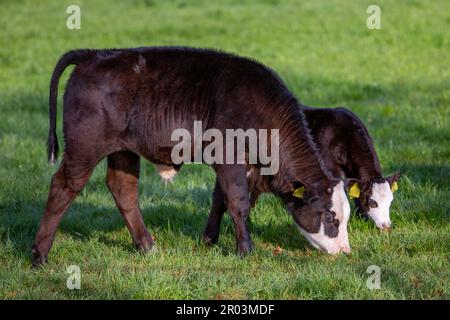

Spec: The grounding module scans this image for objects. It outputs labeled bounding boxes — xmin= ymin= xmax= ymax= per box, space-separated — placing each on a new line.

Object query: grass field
xmin=0 ymin=0 xmax=449 ymax=299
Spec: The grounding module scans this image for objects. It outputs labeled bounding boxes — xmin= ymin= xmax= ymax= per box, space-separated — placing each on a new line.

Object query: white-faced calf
xmin=303 ymin=107 xmax=400 ymax=229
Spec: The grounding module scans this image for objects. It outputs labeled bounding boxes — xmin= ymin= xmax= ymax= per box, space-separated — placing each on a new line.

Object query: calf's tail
xmin=47 ymin=49 xmax=96 ymax=164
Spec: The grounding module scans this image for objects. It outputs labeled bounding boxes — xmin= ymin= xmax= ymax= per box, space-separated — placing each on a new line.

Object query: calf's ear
xmin=344 ymin=178 xmax=361 ymax=188
xmin=293 ymin=186 xmax=306 ymax=199
xmin=386 ymin=172 xmax=401 ymax=193
xmin=344 ymin=178 xmax=362 ymax=199
xmin=386 ymin=172 xmax=401 ymax=184
xmin=291 ymin=181 xmax=310 ymax=199
xmin=291 ymin=181 xmax=319 ymax=203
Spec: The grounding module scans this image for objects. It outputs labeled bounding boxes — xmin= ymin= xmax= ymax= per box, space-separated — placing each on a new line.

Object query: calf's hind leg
xmin=106 ymin=151 xmax=154 ymax=252
xmin=32 ymin=160 xmax=95 ymax=267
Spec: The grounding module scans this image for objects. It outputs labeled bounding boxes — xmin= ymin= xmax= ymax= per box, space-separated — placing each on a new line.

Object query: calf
xmin=303 ymin=107 xmax=400 ymax=229
xmin=204 ymin=106 xmax=400 ymax=242
xmin=32 ymin=47 xmax=351 ymax=266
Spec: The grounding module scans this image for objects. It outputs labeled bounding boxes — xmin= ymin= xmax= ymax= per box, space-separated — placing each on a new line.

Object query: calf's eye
xmin=368 ymin=199 xmax=378 ymax=208
xmin=324 ymin=212 xmax=334 ymax=223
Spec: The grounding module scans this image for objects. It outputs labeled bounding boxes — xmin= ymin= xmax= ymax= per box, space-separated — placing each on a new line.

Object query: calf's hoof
xmin=135 ymin=238 xmax=155 ymax=253
xmin=31 ymin=246 xmax=48 ymax=268
xmin=202 ymin=234 xmax=219 ymax=247
xmin=237 ymin=240 xmax=254 ymax=257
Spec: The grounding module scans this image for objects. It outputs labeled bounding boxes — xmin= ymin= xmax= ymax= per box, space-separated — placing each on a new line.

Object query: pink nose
xmin=380 ymin=222 xmax=392 ymax=230
xmin=340 ymin=245 xmax=351 ymax=254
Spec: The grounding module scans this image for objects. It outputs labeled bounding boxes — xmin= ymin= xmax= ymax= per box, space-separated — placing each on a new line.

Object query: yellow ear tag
xmin=293 ymin=187 xmax=305 ymax=199
xmin=391 ymin=181 xmax=398 ymax=193
xmin=349 ymin=183 xmax=360 ymax=199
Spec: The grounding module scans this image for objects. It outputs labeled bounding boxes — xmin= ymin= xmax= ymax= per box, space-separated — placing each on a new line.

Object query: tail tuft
xmin=47 ymin=131 xmax=59 ymax=164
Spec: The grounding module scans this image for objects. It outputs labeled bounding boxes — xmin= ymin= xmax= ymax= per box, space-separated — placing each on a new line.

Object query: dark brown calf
xmin=32 ymin=47 xmax=350 ymax=266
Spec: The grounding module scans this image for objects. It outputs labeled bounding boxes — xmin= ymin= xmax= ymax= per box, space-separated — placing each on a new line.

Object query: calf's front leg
xmin=203 ymin=178 xmax=263 ymax=247
xmin=203 ymin=180 xmax=227 ymax=246
xmin=215 ymin=165 xmax=253 ymax=256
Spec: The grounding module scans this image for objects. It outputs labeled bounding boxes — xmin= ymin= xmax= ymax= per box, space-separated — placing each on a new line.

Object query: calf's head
xmin=350 ymin=172 xmax=401 ymax=230
xmin=283 ymin=180 xmax=351 ymax=254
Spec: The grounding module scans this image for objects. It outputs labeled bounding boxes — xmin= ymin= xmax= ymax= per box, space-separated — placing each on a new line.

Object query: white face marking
xmin=367 ymin=182 xmax=394 ymax=229
xmin=297 ymin=181 xmax=351 ymax=254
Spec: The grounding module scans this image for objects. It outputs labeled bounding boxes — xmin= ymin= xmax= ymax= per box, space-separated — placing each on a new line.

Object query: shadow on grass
xmin=0 ymin=185 xmax=313 ymax=265
xmin=1 ymin=159 xmax=448 ymax=265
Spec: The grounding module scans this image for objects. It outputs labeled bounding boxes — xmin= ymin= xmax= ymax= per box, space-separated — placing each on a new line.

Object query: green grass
xmin=0 ymin=0 xmax=449 ymax=299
